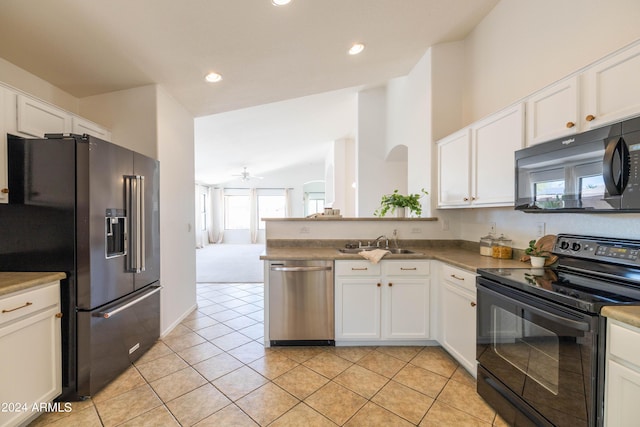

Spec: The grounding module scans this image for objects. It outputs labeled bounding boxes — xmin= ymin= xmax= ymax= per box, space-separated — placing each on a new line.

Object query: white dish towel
xmin=359 ymin=249 xmax=390 ymax=264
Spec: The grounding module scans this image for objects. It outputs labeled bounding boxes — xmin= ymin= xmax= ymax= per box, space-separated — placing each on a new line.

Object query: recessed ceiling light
xmin=272 ymin=0 xmax=291 ymax=6
xmin=205 ymin=72 xmax=222 ymax=83
xmin=348 ymin=43 xmax=365 ymax=55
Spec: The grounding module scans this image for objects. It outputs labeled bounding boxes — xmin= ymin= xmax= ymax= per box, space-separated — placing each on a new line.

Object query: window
xmin=224 ymin=193 xmax=250 ymax=229
xmin=258 ymin=194 xmax=286 ymax=229
xmin=305 ymin=192 xmax=325 ymax=216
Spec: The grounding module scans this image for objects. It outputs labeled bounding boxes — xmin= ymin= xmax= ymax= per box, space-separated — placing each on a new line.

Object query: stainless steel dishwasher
xmin=268 ymin=260 xmax=334 ymax=345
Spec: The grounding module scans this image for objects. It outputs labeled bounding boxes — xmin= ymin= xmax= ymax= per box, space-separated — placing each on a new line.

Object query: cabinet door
xmin=437 ymin=129 xmax=471 ymax=207
xmin=526 ymin=76 xmax=580 ymax=146
xmin=605 ymin=359 xmax=640 ymax=427
xmin=0 ymin=305 xmax=61 ymax=427
xmin=471 ymin=103 xmax=524 ymax=207
xmin=441 ymin=281 xmax=476 ymax=376
xmin=16 ymin=94 xmax=71 ymax=137
xmin=335 ymin=278 xmax=380 ymax=340
xmin=0 ymin=88 xmax=7 ymax=203
xmin=583 ymin=42 xmax=640 ymax=129
xmin=382 ymin=278 xmax=429 ymax=340
xmin=72 ymin=116 xmax=112 ymax=141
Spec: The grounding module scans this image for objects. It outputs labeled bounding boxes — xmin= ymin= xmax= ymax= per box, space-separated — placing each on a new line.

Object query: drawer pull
xmin=351 ymin=267 xmax=368 ymax=271
xmin=377 ymin=283 xmax=381 ymax=287
xmin=388 ymin=282 xmax=393 ymax=287
xmin=400 ymin=267 xmax=417 ymax=271
xmin=55 ymin=312 xmax=63 ymax=318
xmin=470 ymin=302 xmax=477 ymax=307
xmin=2 ymin=301 xmax=33 ymax=313
xmin=586 ymin=114 xmax=596 ymax=122
xmin=450 ymin=274 xmax=465 ymax=281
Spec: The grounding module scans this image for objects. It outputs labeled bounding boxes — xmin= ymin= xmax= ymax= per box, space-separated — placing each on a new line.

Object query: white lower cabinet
xmin=0 ymin=282 xmax=62 ymax=427
xmin=335 ymin=260 xmax=430 ymax=342
xmin=440 ymin=263 xmax=478 ymax=376
xmin=605 ymin=319 xmax=640 ymax=427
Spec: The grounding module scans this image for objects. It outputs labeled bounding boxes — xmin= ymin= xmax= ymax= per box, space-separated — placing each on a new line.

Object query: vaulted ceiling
xmin=0 ymin=0 xmax=499 ymax=184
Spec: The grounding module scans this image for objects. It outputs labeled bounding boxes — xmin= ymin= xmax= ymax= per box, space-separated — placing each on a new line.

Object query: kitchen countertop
xmin=261 ymin=241 xmax=527 ymax=272
xmin=0 ymin=272 xmax=66 ymax=297
xmin=601 ymin=306 xmax=640 ymax=329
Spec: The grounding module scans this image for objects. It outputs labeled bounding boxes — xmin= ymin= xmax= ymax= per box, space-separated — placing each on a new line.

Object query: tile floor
xmin=30 ymin=283 xmax=508 ymax=426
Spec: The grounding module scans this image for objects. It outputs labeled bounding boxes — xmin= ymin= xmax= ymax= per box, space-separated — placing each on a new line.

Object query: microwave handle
xmin=603 ymin=137 xmax=629 ymax=196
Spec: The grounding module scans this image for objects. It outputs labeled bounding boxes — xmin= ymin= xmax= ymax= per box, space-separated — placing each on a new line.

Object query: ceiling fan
xmin=233 ymin=167 xmax=263 ymax=182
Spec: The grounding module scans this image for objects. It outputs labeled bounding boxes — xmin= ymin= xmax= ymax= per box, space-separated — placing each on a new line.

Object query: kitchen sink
xmin=337 ymin=247 xmax=419 ymax=254
xmin=386 ymin=248 xmax=419 ymax=254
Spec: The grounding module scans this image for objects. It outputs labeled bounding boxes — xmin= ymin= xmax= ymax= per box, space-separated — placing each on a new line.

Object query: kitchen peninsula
xmin=261 ymin=217 xmax=525 ymax=376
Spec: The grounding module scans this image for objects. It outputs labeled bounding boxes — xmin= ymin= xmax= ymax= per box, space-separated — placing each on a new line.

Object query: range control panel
xmin=554 ymin=234 xmax=640 ymax=266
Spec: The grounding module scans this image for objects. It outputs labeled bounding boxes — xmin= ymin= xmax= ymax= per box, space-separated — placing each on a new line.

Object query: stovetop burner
xmin=478 ymin=234 xmax=640 ymax=313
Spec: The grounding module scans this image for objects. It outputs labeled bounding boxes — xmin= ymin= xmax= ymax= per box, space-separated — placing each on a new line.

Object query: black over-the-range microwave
xmin=515 ymin=115 xmax=640 ymax=212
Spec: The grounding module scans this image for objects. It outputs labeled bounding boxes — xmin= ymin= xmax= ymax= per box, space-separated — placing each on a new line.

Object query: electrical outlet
xmin=536 ymin=222 xmax=546 ymax=238
xmin=441 ymin=218 xmax=450 ymax=231
xmin=300 ymin=226 xmax=310 ymax=234
xmin=489 ymin=222 xmax=496 ymax=234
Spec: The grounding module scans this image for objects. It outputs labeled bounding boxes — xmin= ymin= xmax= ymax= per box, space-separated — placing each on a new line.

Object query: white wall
xmin=156 ymin=86 xmax=197 ymax=334
xmin=325 ymin=138 xmax=356 ymax=217
xmin=464 ymin=0 xmax=640 ymax=123
xmin=438 ymin=0 xmax=640 ymax=249
xmin=357 ymin=87 xmax=406 ymax=216
xmin=0 ymin=57 xmax=78 ymax=114
xmin=80 ymin=85 xmax=159 ymax=158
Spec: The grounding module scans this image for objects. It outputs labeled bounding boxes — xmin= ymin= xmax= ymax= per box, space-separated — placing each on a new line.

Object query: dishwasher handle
xmin=270 ymin=266 xmax=332 ymax=272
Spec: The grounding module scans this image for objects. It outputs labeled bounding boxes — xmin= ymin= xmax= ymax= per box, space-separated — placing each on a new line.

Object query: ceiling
xmin=0 ymin=0 xmax=499 ymax=184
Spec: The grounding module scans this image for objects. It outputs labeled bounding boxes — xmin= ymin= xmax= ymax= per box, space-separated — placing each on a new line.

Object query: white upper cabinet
xmin=438 ymin=104 xmax=524 ymax=208
xmin=526 ymin=76 xmax=580 ymax=146
xmin=72 ymin=116 xmax=112 ymax=141
xmin=16 ymin=94 xmax=72 ymax=138
xmin=437 ymin=129 xmax=470 ymax=207
xmin=583 ymin=42 xmax=640 ymax=130
xmin=471 ymin=103 xmax=524 ymax=207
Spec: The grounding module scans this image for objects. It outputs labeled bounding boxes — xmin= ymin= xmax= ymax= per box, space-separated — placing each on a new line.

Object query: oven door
xmin=476 ymin=278 xmax=599 ymax=427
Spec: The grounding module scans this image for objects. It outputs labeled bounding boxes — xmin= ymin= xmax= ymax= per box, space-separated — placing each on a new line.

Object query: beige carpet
xmin=196 ymin=244 xmax=265 ymax=283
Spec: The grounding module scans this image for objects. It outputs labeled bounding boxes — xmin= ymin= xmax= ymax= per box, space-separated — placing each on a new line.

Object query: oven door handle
xmin=480 ymin=284 xmax=591 ymax=332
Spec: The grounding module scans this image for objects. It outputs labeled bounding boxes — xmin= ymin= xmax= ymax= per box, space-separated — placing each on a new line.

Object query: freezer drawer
xmin=76 ymin=284 xmax=160 ymax=397
xmin=269 ymin=260 xmax=334 ymax=345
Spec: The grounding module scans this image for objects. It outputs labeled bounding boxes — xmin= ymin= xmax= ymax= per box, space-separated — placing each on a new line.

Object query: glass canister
xmin=479 ymin=233 xmax=495 ymax=256
xmin=492 ymin=234 xmax=513 ymax=259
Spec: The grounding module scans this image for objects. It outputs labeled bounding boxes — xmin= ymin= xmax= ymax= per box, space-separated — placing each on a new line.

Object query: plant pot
xmin=530 ymin=256 xmax=546 ymax=268
xmin=396 ymin=207 xmax=406 ymax=218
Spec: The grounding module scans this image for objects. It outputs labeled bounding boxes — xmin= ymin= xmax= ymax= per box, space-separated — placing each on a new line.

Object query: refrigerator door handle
xmin=125 ymin=175 xmax=145 ymax=273
xmin=93 ymin=286 xmax=162 ymax=319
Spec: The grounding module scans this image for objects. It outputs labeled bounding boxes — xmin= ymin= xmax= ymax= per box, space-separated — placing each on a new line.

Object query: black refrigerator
xmin=0 ymin=133 xmax=161 ymax=400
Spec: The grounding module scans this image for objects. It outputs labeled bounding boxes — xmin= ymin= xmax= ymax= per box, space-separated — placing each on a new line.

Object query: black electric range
xmin=476 ymin=234 xmax=640 ymax=427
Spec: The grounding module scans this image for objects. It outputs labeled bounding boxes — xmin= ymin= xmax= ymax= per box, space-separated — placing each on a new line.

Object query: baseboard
xmin=161 ymin=303 xmax=198 ymax=338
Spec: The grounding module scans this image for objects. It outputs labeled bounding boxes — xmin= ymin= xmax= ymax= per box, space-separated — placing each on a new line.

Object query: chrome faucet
xmin=372 ymin=235 xmax=389 ymax=248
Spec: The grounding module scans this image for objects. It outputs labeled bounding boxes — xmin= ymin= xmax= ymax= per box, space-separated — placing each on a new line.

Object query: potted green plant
xmin=374 ymin=189 xmax=428 ymax=217
xmin=525 ymin=239 xmax=549 ymax=267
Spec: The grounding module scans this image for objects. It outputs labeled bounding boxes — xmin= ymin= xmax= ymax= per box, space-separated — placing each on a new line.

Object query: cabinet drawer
xmin=609 ymin=321 xmax=640 ymax=368
xmin=383 ymin=260 xmax=430 ymax=276
xmin=0 ymin=282 xmax=60 ymax=326
xmin=441 ymin=264 xmax=477 ymax=293
xmin=335 ymin=261 xmax=381 ymax=276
